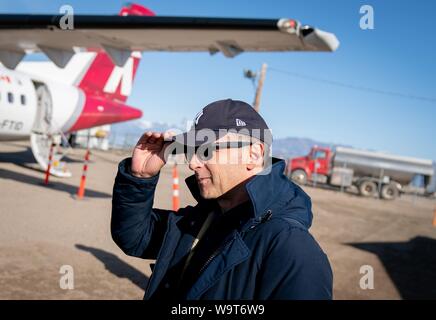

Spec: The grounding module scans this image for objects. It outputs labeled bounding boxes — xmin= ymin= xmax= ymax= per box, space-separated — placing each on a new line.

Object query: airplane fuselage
xmin=0 ymin=67 xmax=38 ymax=140
xmin=0 ymin=56 xmax=142 ymax=142
xmin=0 ymin=65 xmax=90 ymax=140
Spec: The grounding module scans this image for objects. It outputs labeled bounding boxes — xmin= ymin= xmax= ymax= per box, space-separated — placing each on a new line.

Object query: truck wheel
xmin=359 ymin=180 xmax=378 ymax=197
xmin=381 ymin=183 xmax=399 ymax=200
xmin=291 ymin=170 xmax=307 ymax=185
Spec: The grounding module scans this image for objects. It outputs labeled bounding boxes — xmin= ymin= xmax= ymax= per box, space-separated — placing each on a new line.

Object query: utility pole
xmin=253 ymin=63 xmax=267 ymax=112
xmin=244 ymin=63 xmax=268 ymax=113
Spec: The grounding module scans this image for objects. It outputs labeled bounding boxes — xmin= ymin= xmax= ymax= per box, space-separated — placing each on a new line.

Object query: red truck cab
xmin=286 ymin=146 xmax=333 ymax=184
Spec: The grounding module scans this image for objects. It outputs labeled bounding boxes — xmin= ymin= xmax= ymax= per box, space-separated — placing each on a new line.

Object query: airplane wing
xmin=0 ymin=14 xmax=340 ymax=69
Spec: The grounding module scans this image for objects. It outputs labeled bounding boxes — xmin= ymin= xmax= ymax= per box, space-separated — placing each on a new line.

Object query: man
xmin=111 ymin=99 xmax=333 ymax=300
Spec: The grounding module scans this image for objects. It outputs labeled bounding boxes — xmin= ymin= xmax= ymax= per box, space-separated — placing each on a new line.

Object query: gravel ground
xmin=1 ymin=140 xmax=435 ymax=299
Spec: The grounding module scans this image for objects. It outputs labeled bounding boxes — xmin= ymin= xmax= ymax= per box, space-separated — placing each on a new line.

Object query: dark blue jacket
xmin=111 ymin=158 xmax=333 ymax=300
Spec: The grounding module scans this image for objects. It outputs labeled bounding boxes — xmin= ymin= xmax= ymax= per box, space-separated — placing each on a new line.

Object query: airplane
xmin=0 ymin=3 xmax=339 ymax=177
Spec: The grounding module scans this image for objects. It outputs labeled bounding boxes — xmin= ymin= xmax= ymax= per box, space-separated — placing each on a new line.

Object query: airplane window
xmin=7 ymin=92 xmax=14 ymax=104
xmin=20 ymin=94 xmax=26 ymax=105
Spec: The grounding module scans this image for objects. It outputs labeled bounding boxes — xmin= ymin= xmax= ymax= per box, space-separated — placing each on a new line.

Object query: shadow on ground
xmin=0 ymin=146 xmax=90 ymax=165
xmin=75 ymin=244 xmax=148 ymax=291
xmin=348 ymin=236 xmax=436 ymax=299
xmin=0 ymin=168 xmax=111 ymax=198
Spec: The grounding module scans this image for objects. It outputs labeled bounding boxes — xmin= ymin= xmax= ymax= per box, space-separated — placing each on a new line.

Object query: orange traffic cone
xmin=44 ymin=140 xmax=55 ymax=185
xmin=172 ymin=164 xmax=180 ymax=211
xmin=432 ymin=207 xmax=436 ymax=227
xmin=77 ymin=148 xmax=90 ymax=199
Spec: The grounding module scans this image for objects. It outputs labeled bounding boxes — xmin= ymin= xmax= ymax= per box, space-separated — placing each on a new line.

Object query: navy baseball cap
xmin=167 ymin=99 xmax=272 ymax=150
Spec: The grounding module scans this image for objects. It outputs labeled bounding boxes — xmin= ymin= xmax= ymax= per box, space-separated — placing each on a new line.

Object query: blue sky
xmin=2 ymin=0 xmax=435 ymax=160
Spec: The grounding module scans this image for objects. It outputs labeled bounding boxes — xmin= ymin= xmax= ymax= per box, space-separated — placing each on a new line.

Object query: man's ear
xmin=247 ymin=143 xmax=264 ymax=170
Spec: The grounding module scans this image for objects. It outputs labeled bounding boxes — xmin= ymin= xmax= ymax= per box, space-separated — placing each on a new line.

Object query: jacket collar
xmin=184 ymin=157 xmax=289 ymax=219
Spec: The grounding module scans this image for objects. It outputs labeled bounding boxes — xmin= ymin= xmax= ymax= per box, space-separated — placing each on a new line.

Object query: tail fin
xmin=119 ymin=3 xmax=155 ymax=16
xmin=76 ymin=3 xmax=155 ymax=103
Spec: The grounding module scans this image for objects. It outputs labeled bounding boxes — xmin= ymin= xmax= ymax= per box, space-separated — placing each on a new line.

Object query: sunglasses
xmin=183 ymin=141 xmax=252 ymax=162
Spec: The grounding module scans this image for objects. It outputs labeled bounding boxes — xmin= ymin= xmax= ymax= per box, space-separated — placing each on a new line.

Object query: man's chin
xmin=200 ymin=193 xmax=213 ymax=200
xmin=199 ymin=190 xmax=217 ymax=200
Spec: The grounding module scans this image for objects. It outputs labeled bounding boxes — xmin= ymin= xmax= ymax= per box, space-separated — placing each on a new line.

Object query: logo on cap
xmin=194 ymin=111 xmax=204 ymax=125
xmin=236 ymin=118 xmax=246 ymax=127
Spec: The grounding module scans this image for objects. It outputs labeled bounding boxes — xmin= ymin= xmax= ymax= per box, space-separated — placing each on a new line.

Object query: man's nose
xmin=188 ymin=153 xmax=204 ymax=171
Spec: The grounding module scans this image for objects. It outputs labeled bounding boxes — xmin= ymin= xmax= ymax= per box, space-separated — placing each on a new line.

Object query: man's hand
xmin=130 ymin=131 xmax=172 ymax=178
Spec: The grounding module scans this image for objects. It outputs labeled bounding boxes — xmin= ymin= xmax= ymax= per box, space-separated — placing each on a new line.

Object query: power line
xmin=268 ymin=67 xmax=436 ymax=104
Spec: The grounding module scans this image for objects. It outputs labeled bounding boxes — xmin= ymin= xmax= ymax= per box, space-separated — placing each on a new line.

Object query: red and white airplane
xmin=0 ymin=3 xmax=339 ymax=176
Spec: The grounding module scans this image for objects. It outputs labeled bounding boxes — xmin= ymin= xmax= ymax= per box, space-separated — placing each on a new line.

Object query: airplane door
xmin=32 ymin=84 xmax=53 ymax=134
xmin=30 ymin=83 xmax=72 ymax=177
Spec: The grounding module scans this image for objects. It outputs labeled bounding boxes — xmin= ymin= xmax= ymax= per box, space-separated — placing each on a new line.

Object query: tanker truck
xmin=286 ymin=146 xmax=435 ymax=200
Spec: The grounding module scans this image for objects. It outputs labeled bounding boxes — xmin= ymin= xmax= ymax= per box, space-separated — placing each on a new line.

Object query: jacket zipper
xmin=195 ymin=210 xmax=272 ymax=278
xmin=197 ymin=237 xmax=234 ymax=276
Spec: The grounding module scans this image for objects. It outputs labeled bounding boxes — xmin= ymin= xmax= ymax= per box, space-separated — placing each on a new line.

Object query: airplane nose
xmin=67 ymin=96 xmax=143 ymax=132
